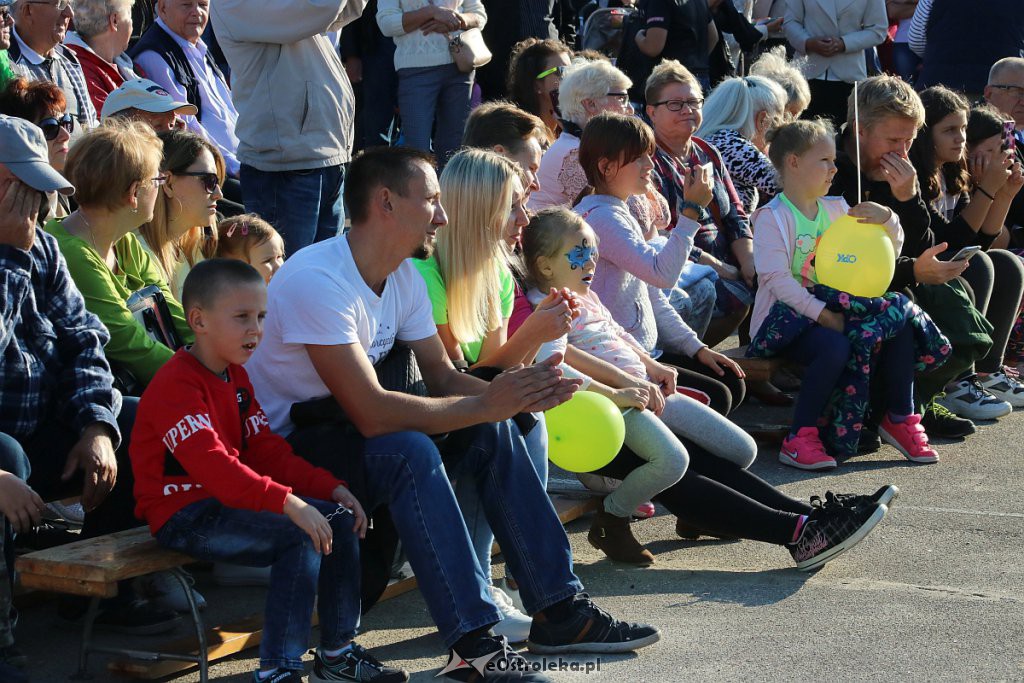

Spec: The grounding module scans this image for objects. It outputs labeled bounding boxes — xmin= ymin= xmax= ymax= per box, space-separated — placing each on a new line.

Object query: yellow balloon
xmin=544 ymin=391 xmax=625 ymax=473
xmin=814 ymin=215 xmax=895 ymax=298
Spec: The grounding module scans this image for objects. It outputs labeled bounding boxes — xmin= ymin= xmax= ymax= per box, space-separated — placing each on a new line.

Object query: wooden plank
xmin=721 ymin=345 xmax=779 ymax=383
xmin=16 ymin=528 xmax=190 ymax=584
xmin=15 ymin=572 xmax=118 ymax=598
xmin=550 ymin=493 xmax=600 ymax=524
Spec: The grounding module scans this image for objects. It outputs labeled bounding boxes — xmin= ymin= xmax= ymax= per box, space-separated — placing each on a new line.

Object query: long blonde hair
xmin=138 ymin=129 xmax=223 ymax=288
xmin=437 ymin=148 xmax=524 ymax=345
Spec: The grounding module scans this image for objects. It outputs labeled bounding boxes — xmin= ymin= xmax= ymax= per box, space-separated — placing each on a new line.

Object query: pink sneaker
xmin=779 ymin=427 xmax=838 ymax=470
xmin=634 ymin=502 xmax=656 ymax=519
xmin=878 ymin=414 xmax=939 ymax=464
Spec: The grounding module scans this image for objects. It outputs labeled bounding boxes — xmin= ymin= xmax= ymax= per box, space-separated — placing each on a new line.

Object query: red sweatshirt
xmin=130 ymin=350 xmax=344 ymax=533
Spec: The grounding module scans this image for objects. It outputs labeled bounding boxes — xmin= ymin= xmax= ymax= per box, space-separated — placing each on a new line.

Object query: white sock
xmin=322 ymin=642 xmax=354 ymax=659
xmin=257 ymin=669 xmax=279 ymax=681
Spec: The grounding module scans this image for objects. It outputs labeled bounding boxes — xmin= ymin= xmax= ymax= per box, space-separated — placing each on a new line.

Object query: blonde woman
xmin=412 ymin=148 xmax=574 ymax=644
xmin=138 ymin=129 xmax=224 ymax=299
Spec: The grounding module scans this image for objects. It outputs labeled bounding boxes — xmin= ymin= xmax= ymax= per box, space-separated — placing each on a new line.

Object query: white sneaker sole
xmin=877 ymin=426 xmax=939 ymax=464
xmin=938 ymin=396 xmax=1012 ymax=420
xmin=778 ymin=450 xmax=837 ymax=471
xmin=527 ymin=628 xmax=662 ymax=654
xmin=876 ymin=484 xmax=900 ymax=508
xmin=797 ymin=504 xmax=888 ymax=572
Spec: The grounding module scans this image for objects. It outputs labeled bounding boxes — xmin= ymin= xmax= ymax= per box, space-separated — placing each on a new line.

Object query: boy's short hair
xmin=343 ymin=146 xmax=436 ymax=224
xmin=181 ymin=258 xmax=265 ymax=315
xmin=462 ymin=101 xmax=547 ymax=153
xmin=848 ymin=74 xmax=925 ymax=131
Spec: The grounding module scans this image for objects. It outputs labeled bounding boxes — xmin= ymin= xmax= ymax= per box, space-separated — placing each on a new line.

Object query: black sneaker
xmin=527 ymin=594 xmax=660 ymax=655
xmin=251 ymin=670 xmax=304 ymax=683
xmin=60 ymin=598 xmax=182 ymax=636
xmin=856 ymin=427 xmax=882 ymax=454
xmin=921 ymin=399 xmax=976 ymax=438
xmin=311 ymin=643 xmax=409 ymax=682
xmin=788 ymin=495 xmax=888 ymax=572
xmin=440 ymin=635 xmax=551 ymax=682
xmin=815 ymin=484 xmax=900 ymax=511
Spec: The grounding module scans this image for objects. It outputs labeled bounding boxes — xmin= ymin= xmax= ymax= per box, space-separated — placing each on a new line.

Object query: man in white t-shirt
xmin=247 ymin=147 xmax=660 ymax=681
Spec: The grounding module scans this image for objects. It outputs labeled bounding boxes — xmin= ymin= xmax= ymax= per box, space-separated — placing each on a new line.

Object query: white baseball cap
xmin=101 ymin=78 xmax=199 ymax=120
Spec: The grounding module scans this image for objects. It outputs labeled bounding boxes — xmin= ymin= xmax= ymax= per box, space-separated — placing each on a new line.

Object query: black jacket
xmin=830 ymin=129 xmax=934 ymax=292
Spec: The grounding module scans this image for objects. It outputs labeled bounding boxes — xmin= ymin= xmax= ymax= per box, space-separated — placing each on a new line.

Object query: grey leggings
xmin=960 ymin=249 xmax=1024 ymax=374
xmin=604 ymin=393 xmax=758 ymax=518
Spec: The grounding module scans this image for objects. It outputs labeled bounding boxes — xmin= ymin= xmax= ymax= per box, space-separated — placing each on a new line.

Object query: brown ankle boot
xmin=587 ymin=507 xmax=655 ymax=565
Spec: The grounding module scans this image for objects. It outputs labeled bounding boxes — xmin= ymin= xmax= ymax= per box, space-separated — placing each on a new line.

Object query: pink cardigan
xmin=750 ymin=195 xmax=904 ymax=339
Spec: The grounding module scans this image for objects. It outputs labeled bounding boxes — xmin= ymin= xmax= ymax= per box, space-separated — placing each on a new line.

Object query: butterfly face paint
xmin=566 ymin=239 xmax=595 ymax=270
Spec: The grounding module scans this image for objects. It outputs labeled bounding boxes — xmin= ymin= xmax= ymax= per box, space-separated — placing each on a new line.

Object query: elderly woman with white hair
xmin=698 ymin=74 xmax=787 ymax=214
xmin=528 ymin=58 xmax=634 ymax=211
xmin=64 ymin=0 xmax=137 ymax=116
xmin=748 ymin=45 xmax=810 ymax=120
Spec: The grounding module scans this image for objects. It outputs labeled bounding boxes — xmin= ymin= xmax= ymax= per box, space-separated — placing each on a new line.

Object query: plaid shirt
xmin=0 ymin=229 xmax=120 ymax=444
xmin=8 ymin=29 xmax=99 ymax=128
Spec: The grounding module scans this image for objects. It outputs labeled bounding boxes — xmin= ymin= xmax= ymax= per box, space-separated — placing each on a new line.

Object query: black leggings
xmin=659 ymin=352 xmax=747 ymax=416
xmin=594 ymin=442 xmax=811 ymax=546
xmin=960 ymin=249 xmax=1024 ymax=374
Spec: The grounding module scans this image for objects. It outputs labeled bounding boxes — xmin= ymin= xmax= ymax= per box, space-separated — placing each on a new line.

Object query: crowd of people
xmin=1 ymin=0 xmax=1023 ymax=682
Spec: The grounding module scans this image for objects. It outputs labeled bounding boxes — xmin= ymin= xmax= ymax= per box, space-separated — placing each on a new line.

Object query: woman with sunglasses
xmin=0 ymin=77 xmax=76 ymax=219
xmin=45 ymin=120 xmax=195 ymax=389
xmin=138 ymin=129 xmax=224 ymax=300
xmin=506 ymin=37 xmax=573 ymax=142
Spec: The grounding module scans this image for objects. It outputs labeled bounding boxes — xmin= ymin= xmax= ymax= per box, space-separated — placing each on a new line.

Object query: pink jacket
xmin=750 ymin=195 xmax=903 ymax=339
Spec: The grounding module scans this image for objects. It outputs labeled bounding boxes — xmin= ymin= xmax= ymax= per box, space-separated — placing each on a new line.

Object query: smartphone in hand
xmin=1003 ymin=120 xmax=1016 ymax=152
xmin=949 ymin=245 xmax=982 ymax=262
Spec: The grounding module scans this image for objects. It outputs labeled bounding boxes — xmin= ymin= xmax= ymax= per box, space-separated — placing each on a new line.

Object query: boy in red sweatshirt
xmin=130 ymin=259 xmax=408 ymax=683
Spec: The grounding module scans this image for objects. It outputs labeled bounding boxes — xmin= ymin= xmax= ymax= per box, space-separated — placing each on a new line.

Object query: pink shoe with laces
xmin=878 ymin=414 xmax=939 ymax=464
xmin=779 ymin=427 xmax=838 ymax=470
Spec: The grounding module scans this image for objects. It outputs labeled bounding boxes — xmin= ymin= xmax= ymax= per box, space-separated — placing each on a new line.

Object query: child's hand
xmin=695 ymin=347 xmax=745 ymax=378
xmin=817 ymin=308 xmax=845 ymax=333
xmin=969 ymin=148 xmax=1013 ymax=196
xmin=524 ymin=288 xmax=575 ymax=342
xmin=644 ymin=381 xmax=666 ymax=415
xmin=283 ymin=494 xmax=333 ymax=555
xmin=681 ymin=164 xmax=714 ymax=208
xmin=646 ymin=361 xmax=677 ymax=396
xmin=999 ymin=160 xmax=1024 ymax=199
xmin=332 ymin=485 xmax=368 ymax=539
xmin=848 ymin=202 xmax=893 ymax=225
xmin=610 ymin=386 xmax=649 ymax=410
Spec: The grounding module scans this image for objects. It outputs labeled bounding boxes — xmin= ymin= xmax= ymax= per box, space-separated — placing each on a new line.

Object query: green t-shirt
xmin=779 ymin=193 xmax=830 ymax=286
xmin=45 ymin=218 xmax=193 ymax=384
xmin=412 ymin=255 xmax=515 ymax=364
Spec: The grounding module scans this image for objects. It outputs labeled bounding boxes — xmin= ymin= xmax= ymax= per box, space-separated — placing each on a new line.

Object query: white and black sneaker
xmin=938 ymin=376 xmax=1012 ymax=420
xmin=978 ymin=368 xmax=1024 ymax=408
xmin=311 ymin=643 xmax=409 ymax=682
xmin=527 ymin=594 xmax=660 ymax=654
xmin=817 ymin=485 xmax=900 ymax=511
xmin=788 ymin=494 xmax=888 ymax=572
xmin=441 ymin=635 xmax=551 ymax=682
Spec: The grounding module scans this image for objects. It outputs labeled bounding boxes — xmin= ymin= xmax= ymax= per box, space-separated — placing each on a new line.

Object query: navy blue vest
xmin=127 ymin=22 xmax=226 ymax=122
xmin=918 ymin=0 xmax=1024 ymax=94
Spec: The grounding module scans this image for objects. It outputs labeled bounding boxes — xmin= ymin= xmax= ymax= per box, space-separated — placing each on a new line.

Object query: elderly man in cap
xmin=100 ymin=76 xmax=195 ymax=130
xmin=0 ymin=115 xmax=179 ymax=677
xmin=7 ymin=0 xmax=98 ymax=128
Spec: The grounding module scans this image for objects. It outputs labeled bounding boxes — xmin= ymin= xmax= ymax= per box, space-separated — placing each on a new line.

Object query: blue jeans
xmin=668 ymin=277 xmax=717 ymax=340
xmin=892 ymin=43 xmax=921 ymax=84
xmin=156 ymin=497 xmax=359 ymax=671
xmin=397 ymin=63 xmax=474 ymax=167
xmin=454 ymin=413 xmax=549 ymax=583
xmin=292 ymin=422 xmax=582 ymax=648
xmin=239 ymin=164 xmax=345 ymax=258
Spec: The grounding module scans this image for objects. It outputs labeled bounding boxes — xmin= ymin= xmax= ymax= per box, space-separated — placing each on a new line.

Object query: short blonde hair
xmin=65 ymin=120 xmax=163 ymax=211
xmin=749 ymin=46 xmax=811 ymax=115
xmin=644 ymin=59 xmax=702 ymax=107
xmin=849 ymin=74 xmax=925 ymax=131
xmin=558 ymin=59 xmax=632 ymax=127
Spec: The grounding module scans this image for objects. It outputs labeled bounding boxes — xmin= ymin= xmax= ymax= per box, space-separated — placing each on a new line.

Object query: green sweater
xmin=45 ymin=218 xmax=193 ymax=384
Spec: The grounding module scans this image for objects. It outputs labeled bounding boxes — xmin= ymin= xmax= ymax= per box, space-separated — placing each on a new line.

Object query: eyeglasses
xmin=990 ymin=84 xmax=1024 ymax=101
xmin=175 ymin=171 xmax=220 ymax=194
xmin=535 ymin=65 xmax=566 ymax=80
xmin=605 ymin=92 xmax=629 ymax=106
xmin=149 ymin=174 xmax=169 ymax=187
xmin=25 ymin=0 xmax=74 ymax=11
xmin=650 ymin=98 xmax=704 ymax=112
xmin=37 ymin=113 xmax=74 ymax=141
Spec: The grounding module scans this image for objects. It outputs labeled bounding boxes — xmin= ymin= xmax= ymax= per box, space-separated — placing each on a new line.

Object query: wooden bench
xmin=17 ymin=493 xmax=599 ymax=680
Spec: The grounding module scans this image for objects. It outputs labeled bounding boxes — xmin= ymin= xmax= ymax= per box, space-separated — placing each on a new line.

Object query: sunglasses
xmin=174 ymin=171 xmax=220 ymax=194
xmin=535 ymin=65 xmax=566 ymax=80
xmin=38 ymin=114 xmax=75 ymax=141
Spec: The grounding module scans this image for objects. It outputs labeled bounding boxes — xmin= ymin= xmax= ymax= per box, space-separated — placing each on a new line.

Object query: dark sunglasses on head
xmin=38 ymin=114 xmax=75 ymax=141
xmin=175 ymin=171 xmax=220 ymax=194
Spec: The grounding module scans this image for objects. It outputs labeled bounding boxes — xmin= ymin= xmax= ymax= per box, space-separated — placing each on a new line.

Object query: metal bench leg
xmin=170 ymin=568 xmax=208 ymax=683
xmin=72 ymin=597 xmax=100 ymax=680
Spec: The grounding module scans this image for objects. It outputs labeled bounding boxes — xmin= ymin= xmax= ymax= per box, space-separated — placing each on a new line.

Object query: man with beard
xmin=245 ymin=146 xmax=661 ymax=683
xmin=7 ymin=0 xmax=97 ymax=128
